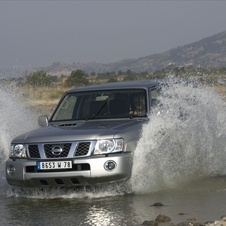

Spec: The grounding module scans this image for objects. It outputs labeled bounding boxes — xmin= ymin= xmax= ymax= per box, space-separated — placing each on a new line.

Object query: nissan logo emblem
xmin=51 ymin=146 xmax=63 ymax=156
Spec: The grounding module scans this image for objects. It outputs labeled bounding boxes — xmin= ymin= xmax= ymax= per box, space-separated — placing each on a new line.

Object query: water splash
xmin=6 ymin=183 xmax=129 ymax=199
xmin=131 ymin=79 xmax=226 ymax=194
xmin=0 ymin=83 xmax=38 ymax=192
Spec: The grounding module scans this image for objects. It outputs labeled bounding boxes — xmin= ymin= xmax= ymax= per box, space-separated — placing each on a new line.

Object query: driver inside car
xmin=129 ymin=93 xmax=146 ymax=116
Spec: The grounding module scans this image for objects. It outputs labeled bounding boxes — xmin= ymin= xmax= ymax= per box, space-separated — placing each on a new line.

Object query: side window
xmin=150 ymin=89 xmax=159 ymax=107
xmin=130 ymin=91 xmax=146 ymax=117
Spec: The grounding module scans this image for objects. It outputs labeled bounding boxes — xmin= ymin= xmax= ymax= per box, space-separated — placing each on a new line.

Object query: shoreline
xmin=141 ymin=214 xmax=226 ymax=226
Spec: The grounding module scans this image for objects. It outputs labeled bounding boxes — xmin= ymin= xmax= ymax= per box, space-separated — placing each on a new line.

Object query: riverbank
xmin=141 ymin=214 xmax=226 ymax=226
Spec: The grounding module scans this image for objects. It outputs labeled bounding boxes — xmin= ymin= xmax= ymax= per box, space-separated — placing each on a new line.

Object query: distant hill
xmin=41 ymin=30 xmax=226 ymax=75
xmin=117 ymin=30 xmax=226 ymax=72
xmin=4 ymin=30 xmax=226 ymax=78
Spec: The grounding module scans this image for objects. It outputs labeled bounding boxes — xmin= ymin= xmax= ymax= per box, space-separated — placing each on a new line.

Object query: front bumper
xmin=5 ymin=154 xmax=132 ymax=187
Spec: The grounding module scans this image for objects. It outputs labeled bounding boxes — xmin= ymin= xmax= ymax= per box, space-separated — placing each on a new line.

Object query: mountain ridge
xmin=2 ymin=30 xmax=226 ymax=78
xmin=42 ymin=30 xmax=226 ymax=75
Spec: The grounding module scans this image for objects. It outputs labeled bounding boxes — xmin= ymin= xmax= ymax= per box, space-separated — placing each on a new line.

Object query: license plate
xmin=37 ymin=161 xmax=72 ymax=170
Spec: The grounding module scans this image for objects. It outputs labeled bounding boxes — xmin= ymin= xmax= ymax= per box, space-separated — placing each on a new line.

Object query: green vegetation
xmin=2 ymin=66 xmax=226 ymax=115
xmin=16 ymin=66 xmax=226 ymax=89
xmin=65 ymin=70 xmax=89 ymax=87
xmin=25 ymin=70 xmax=52 ymax=87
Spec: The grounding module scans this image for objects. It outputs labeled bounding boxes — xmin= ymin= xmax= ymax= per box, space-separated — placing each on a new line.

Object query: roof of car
xmin=67 ymin=80 xmax=159 ymax=93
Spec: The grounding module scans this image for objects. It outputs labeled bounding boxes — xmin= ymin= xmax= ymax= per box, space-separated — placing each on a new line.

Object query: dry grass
xmin=18 ymin=81 xmax=226 ymax=116
xmin=19 ymin=86 xmax=68 ymax=115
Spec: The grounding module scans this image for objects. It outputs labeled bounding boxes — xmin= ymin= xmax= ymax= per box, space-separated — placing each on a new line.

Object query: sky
xmin=0 ymin=0 xmax=226 ymax=69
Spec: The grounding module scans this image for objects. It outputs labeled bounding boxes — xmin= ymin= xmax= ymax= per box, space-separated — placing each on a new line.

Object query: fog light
xmin=7 ymin=165 xmax=15 ymax=176
xmin=104 ymin=161 xmax=116 ymax=171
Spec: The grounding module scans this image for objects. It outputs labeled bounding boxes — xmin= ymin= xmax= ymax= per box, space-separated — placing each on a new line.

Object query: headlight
xmin=10 ymin=144 xmax=27 ymax=158
xmin=94 ymin=139 xmax=124 ymax=155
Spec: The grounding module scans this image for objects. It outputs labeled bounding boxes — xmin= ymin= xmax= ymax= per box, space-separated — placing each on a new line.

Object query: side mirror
xmin=38 ymin=115 xmax=49 ymax=127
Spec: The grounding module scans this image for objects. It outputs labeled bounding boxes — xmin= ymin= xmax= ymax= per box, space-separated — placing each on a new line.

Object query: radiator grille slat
xmin=28 ymin=145 xmax=40 ymax=158
xmin=75 ymin=142 xmax=90 ymax=156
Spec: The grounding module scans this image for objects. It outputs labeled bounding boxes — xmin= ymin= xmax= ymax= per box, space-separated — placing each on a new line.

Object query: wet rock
xmin=177 ymin=221 xmax=203 ymax=226
xmin=214 ymin=221 xmax=222 ymax=226
xmin=186 ymin=218 xmax=197 ymax=221
xmin=204 ymin=221 xmax=214 ymax=225
xmin=193 ymin=223 xmax=204 ymax=226
xmin=155 ymin=214 xmax=171 ymax=223
xmin=141 ymin=214 xmax=226 ymax=226
xmin=204 ymin=219 xmax=226 ymax=226
xmin=142 ymin=220 xmax=158 ymax=226
xmin=221 ymin=215 xmax=226 ymax=226
xmin=151 ymin=202 xmax=164 ymax=207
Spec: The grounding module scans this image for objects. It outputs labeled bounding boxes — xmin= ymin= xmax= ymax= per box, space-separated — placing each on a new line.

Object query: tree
xmin=65 ymin=70 xmax=89 ymax=87
xmin=25 ymin=71 xmax=51 ymax=87
xmin=108 ymin=77 xmax=117 ymax=83
xmin=123 ymin=73 xmax=137 ymax=81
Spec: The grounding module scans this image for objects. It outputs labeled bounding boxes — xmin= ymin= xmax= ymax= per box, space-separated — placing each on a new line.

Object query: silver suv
xmin=6 ymin=80 xmax=159 ymax=187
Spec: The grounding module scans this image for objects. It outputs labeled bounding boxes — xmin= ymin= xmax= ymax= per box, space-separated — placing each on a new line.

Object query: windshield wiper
xmin=85 ymin=99 xmax=108 ymax=121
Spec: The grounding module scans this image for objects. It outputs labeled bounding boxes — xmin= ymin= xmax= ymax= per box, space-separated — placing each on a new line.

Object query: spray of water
xmin=0 ymin=83 xmax=38 ymax=192
xmin=131 ymin=79 xmax=226 ymax=194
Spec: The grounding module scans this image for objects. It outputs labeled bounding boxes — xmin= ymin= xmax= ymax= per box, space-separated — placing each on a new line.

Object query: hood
xmin=12 ymin=119 xmax=145 ymax=143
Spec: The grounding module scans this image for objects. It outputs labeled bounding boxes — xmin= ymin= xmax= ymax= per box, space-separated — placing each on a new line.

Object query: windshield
xmin=51 ymin=89 xmax=147 ymax=121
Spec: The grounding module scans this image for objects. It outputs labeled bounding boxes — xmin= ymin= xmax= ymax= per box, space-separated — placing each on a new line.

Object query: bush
xmin=25 ymin=71 xmax=51 ymax=87
xmin=65 ymin=70 xmax=89 ymax=87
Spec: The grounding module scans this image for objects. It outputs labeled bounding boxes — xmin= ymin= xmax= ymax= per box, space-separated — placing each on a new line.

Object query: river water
xmin=1 ymin=79 xmax=226 ymax=225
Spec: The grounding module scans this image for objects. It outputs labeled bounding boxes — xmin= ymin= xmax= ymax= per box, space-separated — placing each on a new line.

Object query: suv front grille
xmin=44 ymin=143 xmax=71 ymax=158
xmin=27 ymin=141 xmax=93 ymax=159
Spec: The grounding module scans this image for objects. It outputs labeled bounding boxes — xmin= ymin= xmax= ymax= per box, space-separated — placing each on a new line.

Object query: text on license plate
xmin=37 ymin=161 xmax=72 ymax=170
